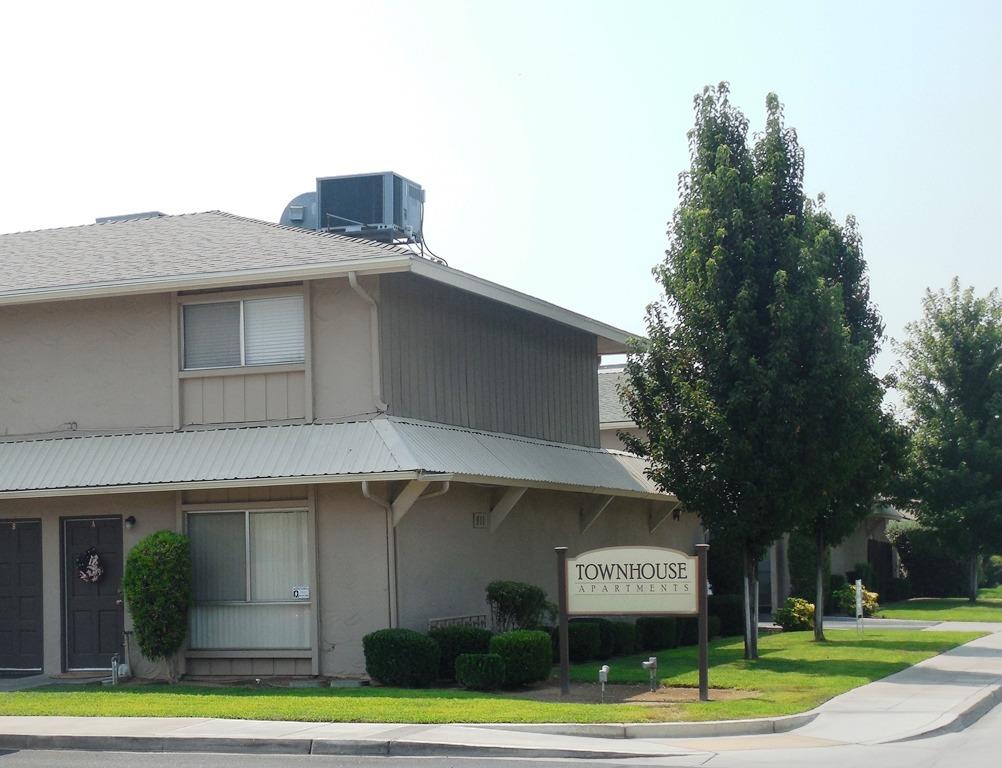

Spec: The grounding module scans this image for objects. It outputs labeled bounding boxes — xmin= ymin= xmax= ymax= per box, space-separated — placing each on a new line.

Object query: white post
xmin=855 ymin=578 xmax=864 ymax=635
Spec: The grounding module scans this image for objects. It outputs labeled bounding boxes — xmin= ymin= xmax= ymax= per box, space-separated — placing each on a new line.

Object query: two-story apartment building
xmin=0 ymin=211 xmax=698 ymax=680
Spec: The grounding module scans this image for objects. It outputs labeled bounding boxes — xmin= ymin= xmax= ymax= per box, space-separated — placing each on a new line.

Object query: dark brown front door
xmin=0 ymin=519 xmax=43 ymax=674
xmin=63 ymin=517 xmax=123 ymax=670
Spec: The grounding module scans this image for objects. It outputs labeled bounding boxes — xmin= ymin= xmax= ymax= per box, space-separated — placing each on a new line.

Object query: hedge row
xmin=364 ymin=611 xmax=731 ymax=689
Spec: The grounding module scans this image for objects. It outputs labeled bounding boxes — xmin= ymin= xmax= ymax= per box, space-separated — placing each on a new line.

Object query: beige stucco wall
xmin=599 ymin=426 xmax=645 ymax=451
xmin=0 ymin=492 xmax=176 ymax=677
xmin=311 ymin=277 xmax=381 ymax=421
xmin=830 ymin=516 xmax=891 ymax=578
xmin=0 ymin=295 xmax=174 ymax=437
xmin=315 ymin=484 xmax=392 ymax=676
xmin=393 ymin=485 xmax=704 ymax=636
xmin=316 ymin=482 xmax=702 ymax=676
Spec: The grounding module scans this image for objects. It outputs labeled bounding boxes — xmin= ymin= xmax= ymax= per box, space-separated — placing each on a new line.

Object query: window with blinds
xmin=182 ymin=295 xmax=305 ymax=370
xmin=187 ymin=509 xmax=312 ymax=650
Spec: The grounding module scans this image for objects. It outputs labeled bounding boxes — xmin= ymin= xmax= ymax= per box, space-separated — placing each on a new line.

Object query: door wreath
xmin=76 ymin=546 xmax=104 ymax=583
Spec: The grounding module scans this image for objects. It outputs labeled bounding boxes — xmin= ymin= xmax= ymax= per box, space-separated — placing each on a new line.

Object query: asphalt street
xmin=1 ymin=700 xmax=1000 ymax=768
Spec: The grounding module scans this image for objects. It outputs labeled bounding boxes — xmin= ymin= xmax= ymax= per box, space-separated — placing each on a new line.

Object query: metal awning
xmin=0 ymin=417 xmax=673 ymax=501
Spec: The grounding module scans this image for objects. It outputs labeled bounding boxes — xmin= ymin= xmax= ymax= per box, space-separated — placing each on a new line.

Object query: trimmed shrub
xmin=888 ymin=522 xmax=968 ymax=597
xmin=490 ymin=630 xmax=552 ymax=688
xmin=636 ymin=617 xmax=678 ymax=650
xmin=455 ymin=653 xmax=505 ymax=691
xmin=832 ymin=583 xmax=879 ymax=617
xmin=363 ymin=629 xmax=439 ymax=688
xmin=121 ymin=530 xmax=192 ymax=681
xmin=569 ymin=618 xmax=615 ymax=659
xmin=829 ymin=574 xmax=847 ymax=598
xmin=567 ymin=621 xmax=601 ymax=662
xmin=708 ymin=594 xmax=744 ymax=636
xmin=773 ymin=597 xmax=815 ymax=631
xmin=486 ymin=581 xmax=553 ymax=631
xmin=428 ymin=626 xmax=493 ymax=680
xmin=610 ymin=621 xmax=636 ymax=655
xmin=983 ymin=555 xmax=1002 ymax=588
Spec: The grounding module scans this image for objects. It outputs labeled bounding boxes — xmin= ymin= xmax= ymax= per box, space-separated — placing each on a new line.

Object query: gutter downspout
xmin=361 ymin=480 xmax=397 ymax=628
xmin=348 ymin=272 xmax=389 ymax=413
xmin=361 ymin=478 xmax=450 ymax=629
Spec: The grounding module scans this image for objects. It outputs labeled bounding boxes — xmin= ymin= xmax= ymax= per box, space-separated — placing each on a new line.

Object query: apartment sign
xmin=566 ymin=546 xmax=698 ymax=615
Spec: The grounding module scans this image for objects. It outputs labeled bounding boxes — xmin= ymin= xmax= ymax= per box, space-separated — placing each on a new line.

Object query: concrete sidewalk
xmin=0 ymin=625 xmax=999 ymax=758
xmin=0 ymin=717 xmax=698 ymax=759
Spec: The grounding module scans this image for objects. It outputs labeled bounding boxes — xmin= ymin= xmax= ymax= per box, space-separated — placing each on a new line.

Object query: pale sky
xmin=1 ymin=1 xmax=999 ymax=389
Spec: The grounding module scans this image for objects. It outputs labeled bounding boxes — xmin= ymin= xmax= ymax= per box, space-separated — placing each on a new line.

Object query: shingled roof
xmin=0 ymin=211 xmax=404 ymax=297
xmin=0 ymin=210 xmax=636 ymax=352
xmin=598 ymin=365 xmax=631 ymax=425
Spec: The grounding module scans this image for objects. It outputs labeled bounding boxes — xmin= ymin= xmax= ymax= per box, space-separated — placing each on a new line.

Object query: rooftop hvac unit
xmin=280 ymin=172 xmax=425 ymax=244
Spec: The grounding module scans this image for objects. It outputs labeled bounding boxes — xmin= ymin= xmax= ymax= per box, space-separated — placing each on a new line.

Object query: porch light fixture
xmin=124 ymin=516 xmax=136 ymax=529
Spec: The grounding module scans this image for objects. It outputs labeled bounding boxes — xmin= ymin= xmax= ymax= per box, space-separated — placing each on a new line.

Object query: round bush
xmin=567 ymin=621 xmax=601 ymax=662
xmin=121 ymin=530 xmax=191 ymax=679
xmin=363 ymin=629 xmax=440 ymax=687
xmin=773 ymin=597 xmax=815 ymax=631
xmin=428 ymin=626 xmax=493 ymax=680
xmin=455 ymin=653 xmax=505 ymax=691
xmin=636 ymin=616 xmax=678 ymax=650
xmin=610 ymin=621 xmax=636 ymax=656
xmin=489 ymin=630 xmax=552 ymax=688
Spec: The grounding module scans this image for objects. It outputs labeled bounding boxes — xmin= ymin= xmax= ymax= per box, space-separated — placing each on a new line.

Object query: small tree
xmin=897 ymin=280 xmax=1002 ymax=601
xmin=792 ymin=203 xmax=898 ymax=640
xmin=623 ymin=86 xmax=823 ymax=658
xmin=122 ymin=530 xmax=192 ymax=682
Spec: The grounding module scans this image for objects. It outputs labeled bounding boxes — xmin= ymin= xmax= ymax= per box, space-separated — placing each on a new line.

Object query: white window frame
xmin=178 ymin=287 xmax=306 ymax=372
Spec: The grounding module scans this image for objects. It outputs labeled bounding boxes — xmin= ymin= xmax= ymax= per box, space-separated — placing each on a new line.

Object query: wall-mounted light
xmin=124 ymin=516 xmax=136 ymax=530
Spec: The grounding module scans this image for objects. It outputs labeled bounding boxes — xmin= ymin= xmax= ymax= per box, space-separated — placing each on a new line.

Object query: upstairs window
xmin=182 ymin=295 xmax=305 ymax=370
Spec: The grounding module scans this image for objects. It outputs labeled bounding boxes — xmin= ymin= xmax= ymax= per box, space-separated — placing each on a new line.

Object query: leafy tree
xmin=792 ymin=202 xmax=898 ymax=640
xmin=623 ymin=86 xmax=819 ymax=658
xmin=122 ymin=530 xmax=192 ymax=682
xmin=897 ymin=280 xmax=1002 ymax=601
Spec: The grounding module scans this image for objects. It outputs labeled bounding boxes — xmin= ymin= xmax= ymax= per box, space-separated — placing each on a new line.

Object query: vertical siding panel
xmin=244 ymin=374 xmax=267 ymax=422
xmin=223 ymin=376 xmax=245 ymax=423
xmin=182 ymin=379 xmax=203 ymax=425
xmin=287 ymin=371 xmax=306 ymax=419
xmin=202 ymin=377 xmax=224 ymax=424
xmin=266 ymin=373 xmax=289 ymax=420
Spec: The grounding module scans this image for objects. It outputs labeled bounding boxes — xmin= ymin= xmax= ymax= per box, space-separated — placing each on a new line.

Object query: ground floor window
xmin=187 ymin=509 xmax=311 ymax=650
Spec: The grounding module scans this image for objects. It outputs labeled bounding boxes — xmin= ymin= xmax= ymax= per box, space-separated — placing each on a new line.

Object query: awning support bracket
xmin=490 ymin=486 xmax=528 ymax=532
xmin=649 ymin=500 xmax=682 ymax=534
xmin=391 ymin=479 xmax=431 ymax=526
xmin=579 ymin=495 xmax=614 ymax=533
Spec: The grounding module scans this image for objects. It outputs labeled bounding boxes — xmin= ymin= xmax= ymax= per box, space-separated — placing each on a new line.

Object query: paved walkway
xmin=1 ymin=623 xmax=1000 ymax=758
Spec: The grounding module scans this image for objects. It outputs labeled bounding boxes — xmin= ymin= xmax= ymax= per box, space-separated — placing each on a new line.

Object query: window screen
xmin=181 ymin=294 xmax=305 ymax=370
xmin=243 ymin=296 xmax=305 ymax=366
xmin=188 ymin=512 xmax=246 ymax=602
xmin=187 ymin=509 xmax=312 ymax=650
xmin=183 ymin=302 xmax=241 ymax=369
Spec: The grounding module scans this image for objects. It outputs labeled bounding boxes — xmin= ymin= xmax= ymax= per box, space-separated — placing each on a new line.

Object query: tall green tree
xmin=793 ymin=203 xmax=897 ymax=640
xmin=622 ymin=86 xmax=817 ymax=659
xmin=897 ymin=280 xmax=1002 ymax=601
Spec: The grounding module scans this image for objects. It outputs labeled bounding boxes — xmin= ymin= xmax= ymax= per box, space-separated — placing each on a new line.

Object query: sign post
xmin=556 ymin=544 xmax=710 ymax=701
xmin=696 ymin=543 xmax=709 ymax=701
xmin=555 ymin=546 xmax=570 ymax=695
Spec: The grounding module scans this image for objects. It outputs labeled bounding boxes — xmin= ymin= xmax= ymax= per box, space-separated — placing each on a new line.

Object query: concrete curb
xmin=888 ymin=683 xmax=1002 ymax=744
xmin=468 ymin=710 xmax=819 ymax=739
xmin=0 ymin=733 xmax=674 ymax=760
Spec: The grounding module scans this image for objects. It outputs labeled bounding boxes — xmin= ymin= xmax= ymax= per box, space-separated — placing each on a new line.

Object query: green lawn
xmin=0 ymin=630 xmax=980 ymax=724
xmin=877 ymin=586 xmax=1002 ymax=622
